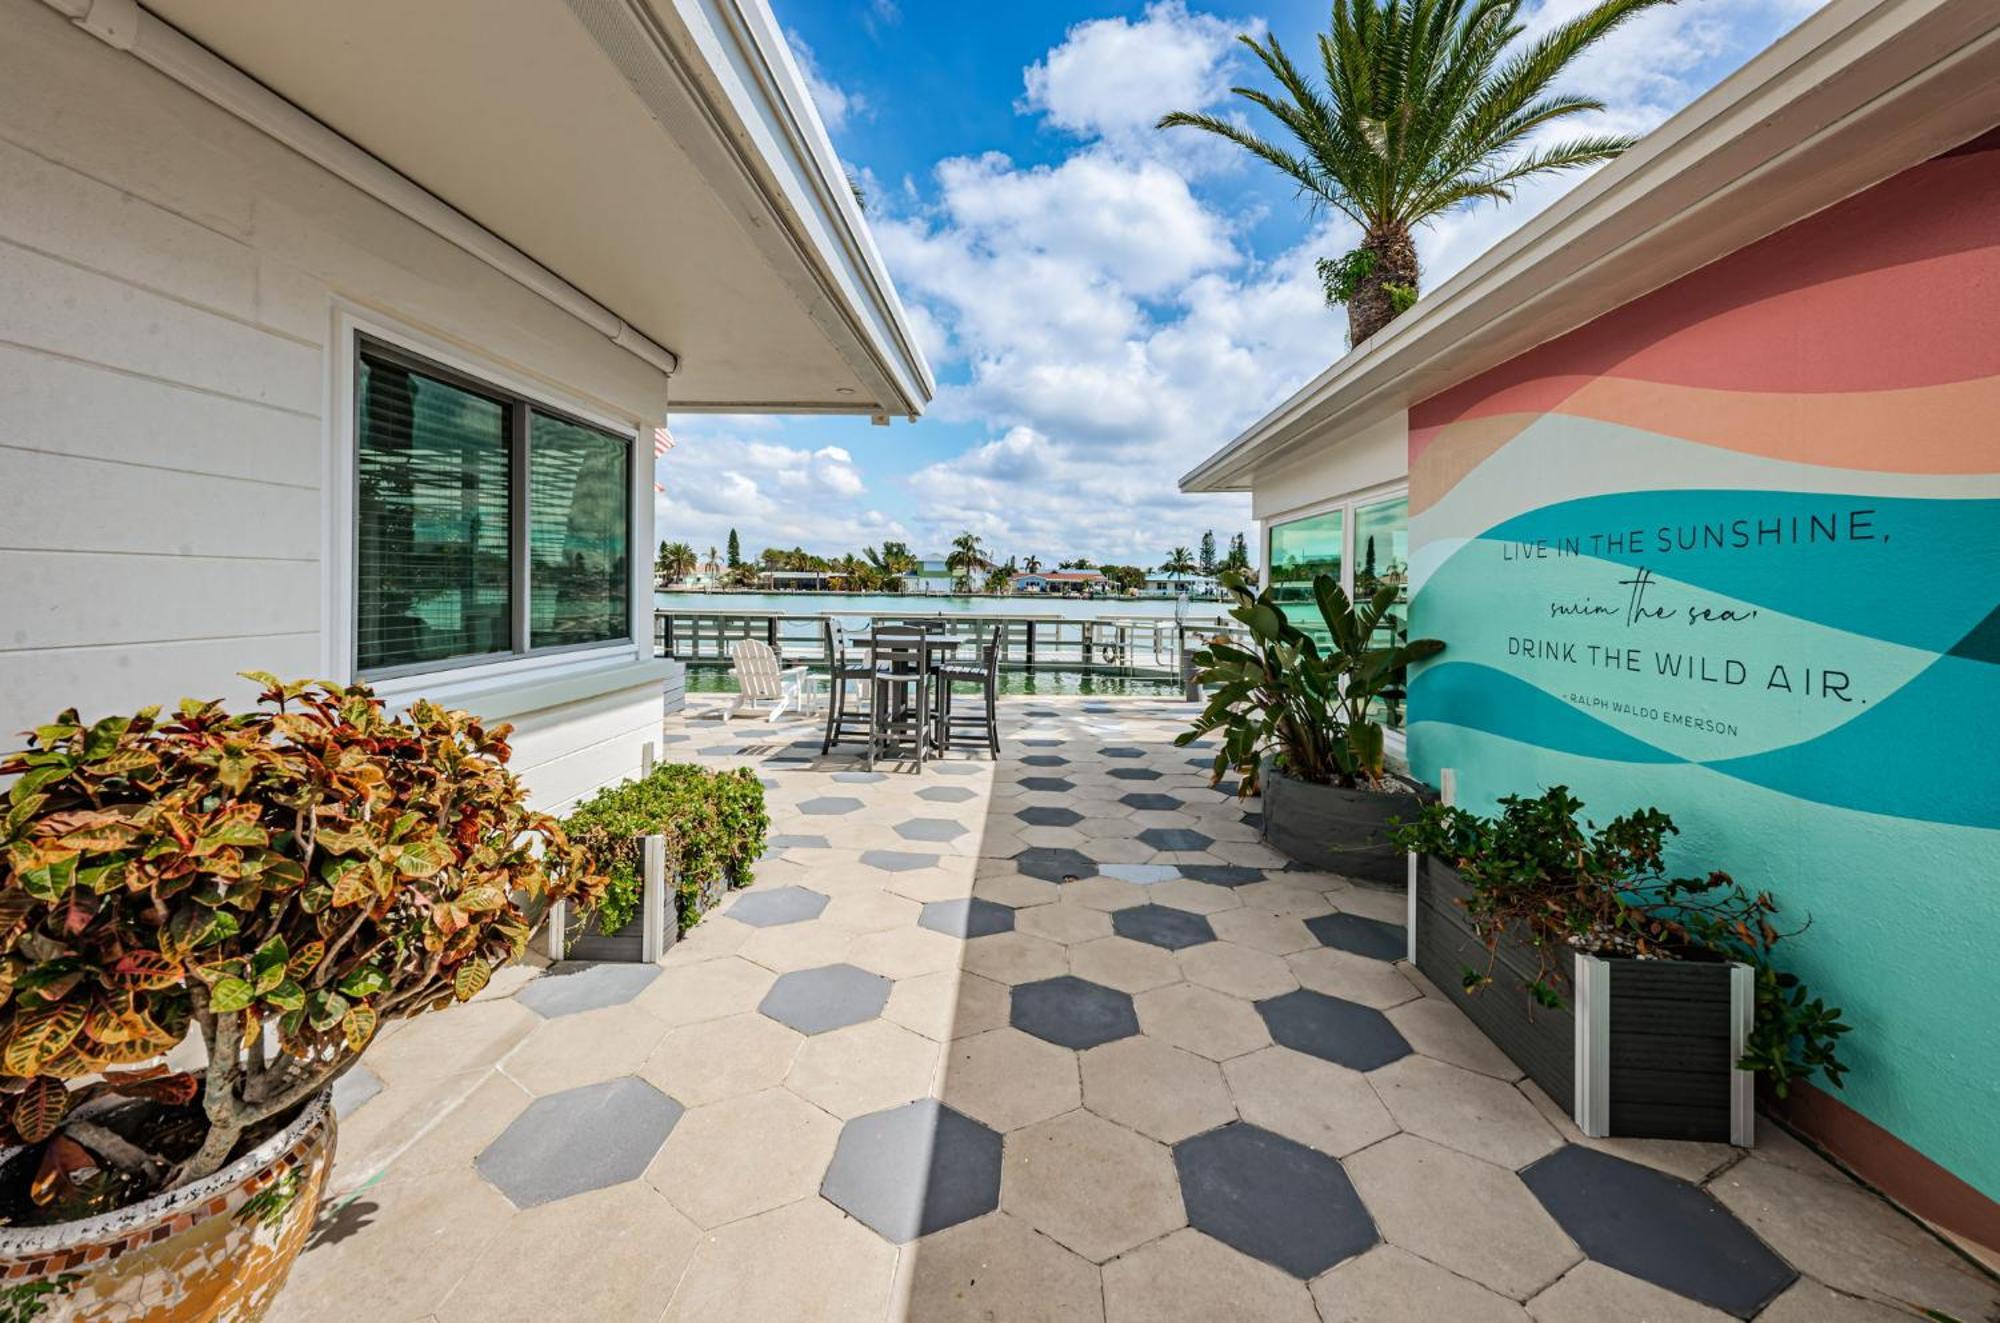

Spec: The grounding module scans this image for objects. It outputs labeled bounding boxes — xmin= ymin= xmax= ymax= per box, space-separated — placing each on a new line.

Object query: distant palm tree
xmin=657 ymin=540 xmax=697 ymax=584
xmin=1159 ymin=0 xmax=1668 ymax=344
xmin=864 ymin=541 xmax=919 ymax=592
xmin=705 ymin=545 xmax=720 ymax=573
xmin=1023 ymin=555 xmax=1043 ymax=575
xmin=947 ymin=532 xmax=990 ymax=594
xmin=1159 ymin=546 xmax=1198 ymax=583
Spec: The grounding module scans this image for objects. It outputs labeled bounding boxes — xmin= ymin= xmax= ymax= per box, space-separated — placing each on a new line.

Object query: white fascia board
xmin=1180 ymin=0 xmax=2000 ymax=493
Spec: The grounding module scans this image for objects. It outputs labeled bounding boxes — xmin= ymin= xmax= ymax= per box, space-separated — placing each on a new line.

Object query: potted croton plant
xmin=1389 ymin=787 xmax=1850 ymax=1144
xmin=1176 ymin=569 xmax=1442 ymax=884
xmin=0 ymin=676 xmax=601 ymax=1321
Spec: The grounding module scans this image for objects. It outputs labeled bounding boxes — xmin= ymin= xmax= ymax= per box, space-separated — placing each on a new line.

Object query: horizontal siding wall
xmin=0 ymin=0 xmax=669 ymax=813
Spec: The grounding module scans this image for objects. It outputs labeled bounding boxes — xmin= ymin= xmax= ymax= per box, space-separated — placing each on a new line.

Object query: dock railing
xmin=653 ymin=606 xmax=1246 ymax=689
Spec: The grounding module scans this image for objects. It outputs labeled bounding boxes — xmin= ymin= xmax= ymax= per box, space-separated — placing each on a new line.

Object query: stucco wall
xmin=0 ymin=0 xmax=671 ymax=807
xmin=1406 ymin=130 xmax=2000 ymax=1200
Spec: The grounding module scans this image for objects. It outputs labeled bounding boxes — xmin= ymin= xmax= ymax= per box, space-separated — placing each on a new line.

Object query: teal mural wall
xmin=1405 ymin=133 xmax=2000 ymax=1199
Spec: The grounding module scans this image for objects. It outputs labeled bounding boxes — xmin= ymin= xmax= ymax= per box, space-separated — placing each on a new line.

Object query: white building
xmin=0 ymin=0 xmax=930 ymax=810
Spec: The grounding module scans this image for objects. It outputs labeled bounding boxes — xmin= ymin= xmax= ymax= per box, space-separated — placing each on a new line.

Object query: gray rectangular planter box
xmin=1413 ymin=855 xmax=1754 ymax=1145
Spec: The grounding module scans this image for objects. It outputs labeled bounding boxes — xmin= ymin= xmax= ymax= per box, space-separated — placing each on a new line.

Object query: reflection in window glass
xmin=1354 ymin=495 xmax=1412 ymax=729
xmin=529 ymin=411 xmax=629 ymax=647
xmin=356 ymin=357 xmax=511 ymax=671
xmin=1267 ymin=509 xmax=1343 ymax=648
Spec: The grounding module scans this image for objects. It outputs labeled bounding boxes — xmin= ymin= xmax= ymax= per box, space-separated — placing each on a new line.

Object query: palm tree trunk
xmin=1348 ymin=226 xmax=1420 ymax=345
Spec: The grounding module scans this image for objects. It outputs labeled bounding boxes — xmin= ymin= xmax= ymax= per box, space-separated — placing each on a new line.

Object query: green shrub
xmin=564 ymin=765 xmax=768 ymax=934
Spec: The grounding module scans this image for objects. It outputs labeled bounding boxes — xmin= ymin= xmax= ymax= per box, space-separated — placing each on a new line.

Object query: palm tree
xmin=864 ymin=541 xmax=919 ymax=592
xmin=1159 ymin=546 xmax=1198 ymax=584
xmin=1023 ymin=555 xmax=1043 ymax=575
xmin=704 ymin=545 xmax=720 ymax=574
xmin=947 ymin=532 xmax=989 ymax=594
xmin=657 ymin=540 xmax=697 ymax=585
xmin=1159 ymin=0 xmax=1668 ymax=344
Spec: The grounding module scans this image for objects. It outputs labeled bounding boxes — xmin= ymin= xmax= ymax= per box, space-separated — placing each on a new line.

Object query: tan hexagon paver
xmin=1015 ymin=900 xmax=1116 ymax=946
xmin=1345 ymin=1134 xmax=1581 ymax=1300
xmin=1179 ymin=941 xmax=1299 ymax=1000
xmin=661 ymin=1195 xmax=898 ymax=1322
xmin=1524 ymin=1262 xmax=1734 ymax=1322
xmin=641 ymin=1012 xmax=802 ymax=1106
xmin=1002 ymin=1110 xmax=1186 ymax=1263
xmin=437 ymin=1181 xmax=699 ymax=1322
xmin=896 ymin=1211 xmax=1105 ymax=1323
xmin=1222 ymin=1046 xmax=1397 ymax=1157
xmin=819 ymin=889 xmax=924 ymax=933
xmin=1081 ymin=1036 xmax=1235 ymax=1143
xmin=737 ymin=921 xmax=857 ymax=973
xmin=1101 ymin=1228 xmax=1319 ymax=1323
xmin=645 ymin=1086 xmax=838 ymax=1228
xmin=1207 ymin=907 xmax=1318 ymax=955
xmin=846 ymin=924 xmax=966 ymax=979
xmin=631 ymin=955 xmax=776 ymax=1027
xmin=961 ymin=931 xmax=1070 ymax=984
xmin=1310 ymin=1244 xmax=1530 ymax=1322
xmin=939 ymin=1027 xmax=1082 ymax=1132
xmin=1383 ymin=995 xmax=1524 ymax=1080
xmin=1067 ymin=937 xmax=1184 ymax=994
xmin=1368 ymin=1055 xmax=1562 ymax=1169
xmin=1134 ymin=982 xmax=1271 ymax=1061
xmin=884 ymin=968 xmax=1011 ymax=1041
xmin=1286 ymin=947 xmax=1423 ymax=1009
xmin=361 ymin=997 xmax=539 ymax=1086
xmin=786 ymin=1018 xmax=940 ymax=1118
xmin=499 ymin=1003 xmax=668 ymax=1096
xmin=1060 ymin=876 xmax=1152 ymax=911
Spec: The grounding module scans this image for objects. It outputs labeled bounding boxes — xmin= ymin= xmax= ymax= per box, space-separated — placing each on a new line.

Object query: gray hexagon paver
xmin=799 ymin=796 xmax=865 ymax=816
xmin=821 ymin=1099 xmax=1002 ymax=1242
xmin=726 ymin=886 xmax=830 ymax=928
xmin=1523 ymin=1145 xmax=1797 ymax=1317
xmin=1022 ymin=755 xmax=1070 ymax=767
xmin=1099 ymin=747 xmax=1145 ymax=759
xmin=1181 ymin=864 xmax=1267 ymax=888
xmin=1139 ymin=827 xmax=1214 ymax=853
xmin=1011 ymin=976 xmax=1140 ymax=1050
xmin=766 ymin=834 xmax=831 ymax=850
xmin=1176 ymin=1123 xmax=1377 ymax=1278
xmin=1014 ymin=847 xmax=1099 ymax=882
xmin=698 ymin=745 xmax=744 ymax=757
xmin=832 ymin=771 xmax=888 ymax=784
xmin=1112 ymin=904 xmax=1217 ymax=951
xmin=758 ymin=963 xmax=892 ymax=1035
xmin=1256 ymin=989 xmax=1411 ymax=1071
xmin=1021 ymin=739 xmax=1063 ymax=748
xmin=1016 ymin=806 xmax=1084 ymax=828
xmin=1306 ymin=912 xmax=1407 ymax=962
xmin=920 ymin=897 xmax=1017 ymax=939
xmin=476 ymin=1076 xmax=682 ymax=1208
xmin=860 ymin=849 xmax=941 ymax=873
xmin=1119 ymin=793 xmax=1184 ymax=812
xmin=516 ymin=962 xmax=661 ymax=1019
xmin=932 ymin=762 xmax=984 ymax=776
xmin=1108 ymin=768 xmax=1164 ymax=781
xmin=896 ymin=818 xmax=969 ymax=843
xmin=918 ymin=785 xmax=978 ymax=803
xmin=332 ymin=1063 xmax=382 ymax=1118
xmin=1018 ymin=776 xmax=1076 ymax=794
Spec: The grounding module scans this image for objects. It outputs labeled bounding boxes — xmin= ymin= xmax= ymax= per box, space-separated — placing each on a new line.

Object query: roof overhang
xmin=1181 ymin=0 xmax=2000 ymax=493
xmin=58 ymin=0 xmax=932 ymax=416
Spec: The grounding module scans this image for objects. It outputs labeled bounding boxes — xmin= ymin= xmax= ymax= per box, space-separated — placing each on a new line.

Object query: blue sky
xmin=654 ymin=0 xmax=1821 ymax=567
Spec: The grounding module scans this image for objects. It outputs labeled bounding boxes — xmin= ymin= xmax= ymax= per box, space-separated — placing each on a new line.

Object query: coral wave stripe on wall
xmin=1406 ymin=130 xmax=2000 ymax=1207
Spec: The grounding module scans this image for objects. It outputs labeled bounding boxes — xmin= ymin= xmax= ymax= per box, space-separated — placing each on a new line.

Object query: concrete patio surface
xmin=273 ymin=696 xmax=1999 ymax=1323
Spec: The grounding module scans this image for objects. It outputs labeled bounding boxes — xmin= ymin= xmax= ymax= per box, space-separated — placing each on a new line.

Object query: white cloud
xmin=1022 ymin=2 xmax=1249 ymax=143
xmin=653 ymin=425 xmax=903 ymax=555
xmin=788 ymin=31 xmax=865 ymax=132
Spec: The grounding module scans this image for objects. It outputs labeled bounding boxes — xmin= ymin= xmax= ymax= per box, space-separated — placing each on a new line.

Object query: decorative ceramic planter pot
xmin=1413 ymin=856 xmax=1754 ymax=1144
xmin=1261 ymin=770 xmax=1421 ymax=886
xmin=0 ymin=1091 xmax=334 ymax=1322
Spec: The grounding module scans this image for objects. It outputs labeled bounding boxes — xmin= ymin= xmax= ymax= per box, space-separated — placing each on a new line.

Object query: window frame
xmin=344 ymin=327 xmax=642 ymax=685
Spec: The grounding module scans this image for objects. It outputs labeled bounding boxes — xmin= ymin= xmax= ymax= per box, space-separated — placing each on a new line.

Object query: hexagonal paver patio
xmin=1011 ymin=976 xmax=1140 ymax=1050
xmin=821 ymin=1099 xmax=1002 ymax=1242
xmin=895 ymin=817 xmax=968 ymax=843
xmin=918 ymin=785 xmax=977 ymax=803
xmin=859 ymin=849 xmax=940 ymax=873
xmin=1176 ymin=1123 xmax=1378 ymax=1277
xmin=515 ymin=963 xmax=660 ymax=1019
xmin=1138 ymin=827 xmax=1213 ymax=853
xmin=476 ymin=1076 xmax=682 ymax=1207
xmin=725 ymin=886 xmax=830 ymax=927
xmin=1119 ymin=792 xmax=1184 ymax=812
xmin=758 ymin=964 xmax=892 ymax=1034
xmin=1306 ymin=911 xmax=1407 ymax=961
xmin=1018 ymin=776 xmax=1075 ymax=793
xmin=797 ymin=796 xmax=865 ymax=816
xmin=1016 ymin=805 xmax=1084 ymax=828
xmin=1013 ymin=846 xmax=1098 ymax=882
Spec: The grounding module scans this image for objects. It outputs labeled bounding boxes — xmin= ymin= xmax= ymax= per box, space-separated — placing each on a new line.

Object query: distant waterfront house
xmin=1042 ymin=570 xmax=1109 ymax=595
xmin=1142 ymin=573 xmax=1217 ymax=598
xmin=1181 ymin=1 xmax=2000 ymax=1255
xmin=908 ymin=557 xmax=959 ymax=593
xmin=1009 ymin=573 xmax=1052 ymax=593
xmin=0 ymin=0 xmax=931 ymax=809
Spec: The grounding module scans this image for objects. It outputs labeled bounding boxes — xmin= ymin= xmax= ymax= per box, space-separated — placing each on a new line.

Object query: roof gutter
xmin=1180 ymin=0 xmax=2000 ymax=493
xmin=46 ymin=0 xmax=684 ymax=383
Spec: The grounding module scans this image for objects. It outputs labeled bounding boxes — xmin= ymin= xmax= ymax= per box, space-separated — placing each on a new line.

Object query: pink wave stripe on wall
xmin=1410 ymin=129 xmax=2000 ymax=467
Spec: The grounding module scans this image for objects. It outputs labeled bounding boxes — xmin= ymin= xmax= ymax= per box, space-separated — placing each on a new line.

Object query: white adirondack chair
xmin=726 ymin=639 xmax=810 ymax=721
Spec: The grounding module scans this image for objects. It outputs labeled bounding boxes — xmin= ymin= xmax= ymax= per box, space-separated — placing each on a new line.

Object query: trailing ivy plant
xmin=564 ymin=765 xmax=768 ymax=934
xmin=0 ymin=676 xmax=604 ymax=1223
xmin=1388 ymin=786 xmax=1849 ymax=1096
xmin=1174 ymin=568 xmax=1442 ymax=793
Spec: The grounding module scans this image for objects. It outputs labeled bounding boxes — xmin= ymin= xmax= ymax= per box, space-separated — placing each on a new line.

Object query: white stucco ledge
xmin=371 ymin=658 xmax=679 ymax=724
